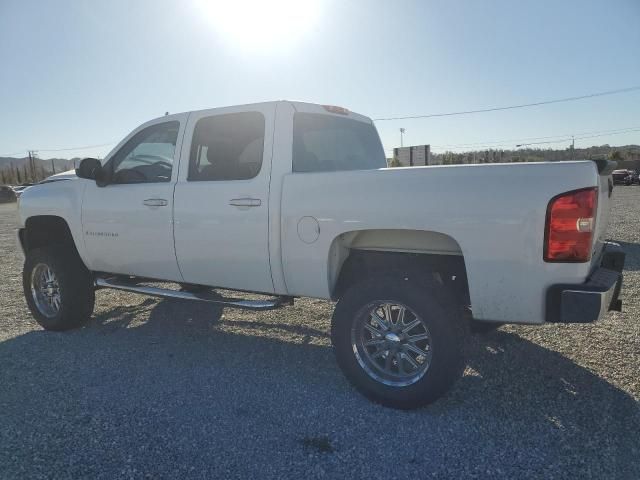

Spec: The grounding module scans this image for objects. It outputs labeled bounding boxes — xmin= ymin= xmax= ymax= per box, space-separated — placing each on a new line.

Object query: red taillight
xmin=544 ymin=187 xmax=598 ymax=262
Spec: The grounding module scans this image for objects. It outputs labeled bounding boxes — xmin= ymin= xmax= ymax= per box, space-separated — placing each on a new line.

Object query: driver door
xmin=81 ymin=114 xmax=188 ymax=281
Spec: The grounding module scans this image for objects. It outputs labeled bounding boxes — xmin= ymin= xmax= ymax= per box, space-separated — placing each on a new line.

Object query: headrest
xmin=206 ymin=140 xmax=234 ymax=165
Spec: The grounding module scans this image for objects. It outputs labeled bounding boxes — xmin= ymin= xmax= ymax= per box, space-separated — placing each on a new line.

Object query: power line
xmin=373 ymin=86 xmax=640 ymax=121
xmin=516 ymin=127 xmax=640 ymax=148
xmin=0 ymin=151 xmax=28 ymax=157
xmin=437 ymin=127 xmax=640 ymax=151
xmin=391 ymin=126 xmax=640 ymax=152
xmin=37 ymin=142 xmax=115 ymax=153
xmin=516 ymin=138 xmax=578 ymax=147
xmin=432 ymin=126 xmax=640 ymax=149
xmin=576 ymin=129 xmax=640 ymax=141
xmin=434 ymin=127 xmax=640 ymax=148
xmin=4 ymin=86 xmax=640 ymax=156
xmin=0 ymin=142 xmax=115 ymax=157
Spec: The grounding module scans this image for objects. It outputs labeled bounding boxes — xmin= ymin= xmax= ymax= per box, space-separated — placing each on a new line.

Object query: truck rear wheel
xmin=331 ymin=275 xmax=465 ymax=409
xmin=23 ymin=247 xmax=95 ymax=331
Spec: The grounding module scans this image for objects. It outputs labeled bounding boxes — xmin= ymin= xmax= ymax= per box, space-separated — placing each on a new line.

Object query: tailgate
xmin=591 ymin=160 xmax=616 ymax=267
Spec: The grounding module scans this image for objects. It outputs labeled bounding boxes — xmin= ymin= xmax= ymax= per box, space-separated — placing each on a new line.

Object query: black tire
xmin=332 ymin=275 xmax=466 ymax=409
xmin=23 ymin=246 xmax=95 ymax=331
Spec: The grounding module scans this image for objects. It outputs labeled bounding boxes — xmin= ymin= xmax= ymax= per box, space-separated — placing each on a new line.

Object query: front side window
xmin=293 ymin=113 xmax=386 ymax=173
xmin=188 ymin=112 xmax=265 ymax=181
xmin=108 ymin=121 xmax=179 ymax=184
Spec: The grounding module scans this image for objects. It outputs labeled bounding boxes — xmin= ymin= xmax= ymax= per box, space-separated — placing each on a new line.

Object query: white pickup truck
xmin=16 ymin=101 xmax=625 ymax=409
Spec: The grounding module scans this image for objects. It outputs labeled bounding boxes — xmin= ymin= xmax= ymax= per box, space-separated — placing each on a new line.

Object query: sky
xmin=0 ymin=0 xmax=639 ymax=159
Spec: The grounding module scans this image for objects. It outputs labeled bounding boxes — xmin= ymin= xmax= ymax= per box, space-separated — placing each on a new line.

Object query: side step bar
xmin=94 ymin=276 xmax=292 ymax=311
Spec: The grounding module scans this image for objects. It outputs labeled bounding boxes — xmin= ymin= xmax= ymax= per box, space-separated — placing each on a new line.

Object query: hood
xmin=40 ymin=170 xmax=78 ymax=183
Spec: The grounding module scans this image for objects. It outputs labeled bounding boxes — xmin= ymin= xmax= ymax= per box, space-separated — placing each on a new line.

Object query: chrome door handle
xmin=229 ymin=198 xmax=261 ymax=207
xmin=143 ymin=198 xmax=168 ymax=207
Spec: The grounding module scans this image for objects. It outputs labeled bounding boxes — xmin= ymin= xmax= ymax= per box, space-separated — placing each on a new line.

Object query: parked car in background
xmin=13 ymin=183 xmax=37 ymax=197
xmin=612 ymin=169 xmax=632 ymax=186
xmin=0 ymin=185 xmax=16 ymax=202
xmin=11 ymin=185 xmax=31 ymax=199
xmin=629 ymin=170 xmax=640 ymax=185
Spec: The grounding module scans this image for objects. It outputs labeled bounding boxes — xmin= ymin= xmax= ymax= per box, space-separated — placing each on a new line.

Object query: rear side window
xmin=188 ymin=112 xmax=265 ymax=181
xmin=293 ymin=113 xmax=386 ymax=173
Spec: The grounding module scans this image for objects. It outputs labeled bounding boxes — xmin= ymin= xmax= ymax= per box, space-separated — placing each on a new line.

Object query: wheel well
xmin=22 ymin=216 xmax=76 ymax=253
xmin=332 ymin=249 xmax=470 ymax=306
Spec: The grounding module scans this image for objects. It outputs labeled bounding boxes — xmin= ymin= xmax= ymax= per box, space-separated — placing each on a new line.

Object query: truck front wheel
xmin=23 ymin=247 xmax=95 ymax=331
xmin=331 ymin=276 xmax=465 ymax=409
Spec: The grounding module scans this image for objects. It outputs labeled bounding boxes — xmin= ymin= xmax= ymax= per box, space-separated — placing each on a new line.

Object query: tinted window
xmin=293 ymin=113 xmax=386 ymax=173
xmin=108 ymin=121 xmax=179 ymax=184
xmin=188 ymin=112 xmax=265 ymax=181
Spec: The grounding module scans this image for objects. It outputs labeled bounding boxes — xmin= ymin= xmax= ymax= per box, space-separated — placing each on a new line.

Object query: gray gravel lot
xmin=1 ymin=190 xmax=639 ymax=479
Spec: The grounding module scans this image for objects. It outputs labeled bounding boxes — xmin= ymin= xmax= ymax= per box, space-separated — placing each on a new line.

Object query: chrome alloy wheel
xmin=30 ymin=263 xmax=61 ymax=318
xmin=351 ymin=302 xmax=433 ymax=387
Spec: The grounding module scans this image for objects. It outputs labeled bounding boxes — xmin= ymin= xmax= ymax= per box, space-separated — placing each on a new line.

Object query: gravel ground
xmin=0 ymin=189 xmax=639 ymax=480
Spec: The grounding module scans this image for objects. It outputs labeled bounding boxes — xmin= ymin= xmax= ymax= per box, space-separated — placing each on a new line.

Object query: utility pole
xmin=29 ymin=150 xmax=41 ymax=181
xmin=570 ymin=136 xmax=575 ymax=161
xmin=27 ymin=151 xmax=33 ymax=181
xmin=27 ymin=150 xmax=41 ymax=181
xmin=35 ymin=151 xmax=41 ymax=180
xmin=51 ymin=159 xmax=56 ymax=174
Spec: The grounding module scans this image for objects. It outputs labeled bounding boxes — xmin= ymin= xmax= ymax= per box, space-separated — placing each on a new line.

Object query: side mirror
xmin=76 ymin=158 xmax=110 ymax=187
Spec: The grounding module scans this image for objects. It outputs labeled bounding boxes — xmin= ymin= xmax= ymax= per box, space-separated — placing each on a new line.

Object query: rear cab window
xmin=292 ymin=113 xmax=386 ymax=173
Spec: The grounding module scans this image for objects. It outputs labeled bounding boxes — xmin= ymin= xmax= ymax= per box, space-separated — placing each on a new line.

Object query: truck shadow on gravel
xmin=0 ymin=298 xmax=638 ymax=478
xmin=615 ymin=241 xmax=640 ymax=271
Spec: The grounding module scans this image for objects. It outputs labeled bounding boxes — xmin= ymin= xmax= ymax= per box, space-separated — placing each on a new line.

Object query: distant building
xmin=393 ymin=145 xmax=441 ymax=166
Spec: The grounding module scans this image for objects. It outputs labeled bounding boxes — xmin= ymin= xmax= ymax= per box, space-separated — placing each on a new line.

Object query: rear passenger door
xmin=173 ymin=104 xmax=275 ymax=293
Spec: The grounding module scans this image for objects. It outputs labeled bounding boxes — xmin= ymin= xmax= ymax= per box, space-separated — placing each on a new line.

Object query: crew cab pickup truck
xmin=16 ymin=101 xmax=625 ymax=409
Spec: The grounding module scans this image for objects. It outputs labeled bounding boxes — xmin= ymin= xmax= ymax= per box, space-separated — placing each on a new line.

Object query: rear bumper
xmin=546 ymin=242 xmax=625 ymax=323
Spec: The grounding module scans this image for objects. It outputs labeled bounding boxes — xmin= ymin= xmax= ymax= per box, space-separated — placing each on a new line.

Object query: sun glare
xmin=196 ymin=0 xmax=321 ymax=52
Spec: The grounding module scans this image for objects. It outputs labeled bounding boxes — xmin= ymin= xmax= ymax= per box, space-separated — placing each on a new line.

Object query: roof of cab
xmin=173 ymin=100 xmax=372 ymax=124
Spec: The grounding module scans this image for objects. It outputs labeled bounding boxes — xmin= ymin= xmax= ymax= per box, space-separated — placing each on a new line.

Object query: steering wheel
xmin=114 ymin=168 xmax=147 ymax=183
xmin=151 ymin=160 xmax=173 ymax=169
xmin=131 ymin=154 xmax=173 ymax=166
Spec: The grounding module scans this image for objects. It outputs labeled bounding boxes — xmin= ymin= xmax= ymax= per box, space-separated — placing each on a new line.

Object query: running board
xmin=94 ymin=277 xmax=292 ymax=311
